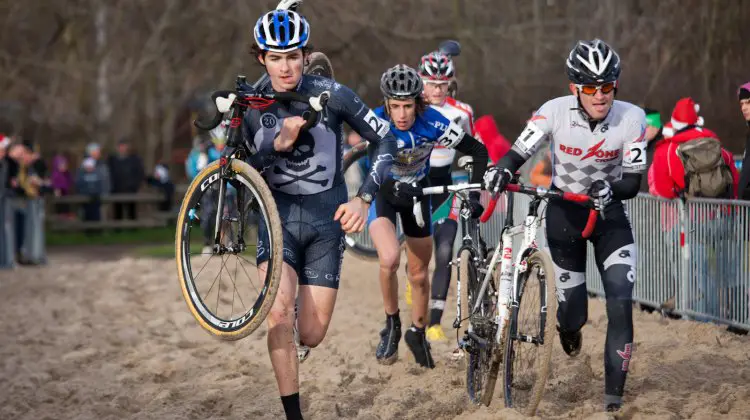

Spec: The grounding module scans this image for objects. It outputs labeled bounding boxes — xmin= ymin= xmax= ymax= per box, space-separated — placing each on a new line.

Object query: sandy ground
xmin=1 ymin=249 xmax=750 ymax=420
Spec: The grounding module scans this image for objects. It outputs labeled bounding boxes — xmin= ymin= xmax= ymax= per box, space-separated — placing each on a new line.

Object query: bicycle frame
xmin=195 ymin=75 xmax=330 ymax=254
xmin=489 ymin=194 xmax=545 ymax=345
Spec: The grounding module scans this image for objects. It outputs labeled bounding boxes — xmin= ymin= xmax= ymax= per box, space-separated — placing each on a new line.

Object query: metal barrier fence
xmin=476 ymin=192 xmax=750 ymax=330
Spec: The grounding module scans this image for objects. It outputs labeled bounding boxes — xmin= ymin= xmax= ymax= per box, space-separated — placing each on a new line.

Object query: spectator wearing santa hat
xmin=648 ymin=97 xmax=739 ymax=199
xmin=649 ymin=97 xmax=741 ymax=322
xmin=738 ymin=82 xmax=750 ymax=200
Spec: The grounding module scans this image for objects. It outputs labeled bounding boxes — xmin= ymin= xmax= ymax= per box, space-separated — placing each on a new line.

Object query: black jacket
xmin=739 ymin=128 xmax=750 ymax=200
xmin=108 ymin=154 xmax=144 ymax=193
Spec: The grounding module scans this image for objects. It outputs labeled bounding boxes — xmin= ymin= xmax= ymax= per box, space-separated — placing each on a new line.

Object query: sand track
xmin=1 ymin=252 xmax=748 ymax=419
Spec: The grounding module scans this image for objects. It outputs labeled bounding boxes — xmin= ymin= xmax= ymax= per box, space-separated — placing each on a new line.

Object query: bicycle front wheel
xmin=342 ymin=142 xmax=404 ymax=260
xmin=461 ymin=248 xmax=500 ymax=406
xmin=503 ymin=249 xmax=557 ymax=416
xmin=175 ymin=160 xmax=283 ymax=340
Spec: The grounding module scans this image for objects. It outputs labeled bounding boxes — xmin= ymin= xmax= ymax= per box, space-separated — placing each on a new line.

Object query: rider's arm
xmin=243 ymin=111 xmax=281 ymax=171
xmin=614 ymin=107 xmax=648 ymax=200
xmin=496 ymin=102 xmax=556 ymax=173
xmin=448 ymin=133 xmax=488 ymax=185
xmin=331 ymin=86 xmax=396 ymax=197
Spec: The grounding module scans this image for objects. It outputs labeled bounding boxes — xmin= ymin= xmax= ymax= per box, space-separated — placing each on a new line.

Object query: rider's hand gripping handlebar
xmin=479 ymin=184 xmax=599 ymax=239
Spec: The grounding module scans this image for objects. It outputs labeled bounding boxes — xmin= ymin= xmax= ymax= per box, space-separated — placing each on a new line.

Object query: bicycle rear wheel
xmin=461 ymin=248 xmax=500 ymax=406
xmin=503 ymin=249 xmax=557 ymax=416
xmin=175 ymin=160 xmax=283 ymax=340
xmin=342 ymin=142 xmax=404 ymax=259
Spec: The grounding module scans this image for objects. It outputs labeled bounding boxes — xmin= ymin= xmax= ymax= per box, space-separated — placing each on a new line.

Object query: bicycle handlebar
xmin=194 ymin=89 xmax=330 ymax=132
xmin=479 ymin=183 xmax=599 ymax=239
xmin=413 ymin=183 xmax=482 ymax=228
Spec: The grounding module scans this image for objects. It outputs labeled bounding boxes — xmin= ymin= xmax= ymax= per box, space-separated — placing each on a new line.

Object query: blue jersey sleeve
xmin=328 ymin=86 xmax=395 ymax=197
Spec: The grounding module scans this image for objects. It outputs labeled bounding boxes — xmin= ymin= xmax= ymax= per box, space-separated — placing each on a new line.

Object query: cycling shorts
xmin=367 ymin=177 xmax=432 ymax=238
xmin=257 ymin=185 xmax=347 ymax=289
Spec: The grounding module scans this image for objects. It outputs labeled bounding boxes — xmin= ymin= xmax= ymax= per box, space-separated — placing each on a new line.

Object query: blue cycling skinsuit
xmin=245 ymin=75 xmax=397 ymax=288
xmin=367 ymin=105 xmax=488 ymax=237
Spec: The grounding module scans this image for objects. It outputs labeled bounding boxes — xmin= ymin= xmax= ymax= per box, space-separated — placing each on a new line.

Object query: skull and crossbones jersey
xmin=244 ymin=74 xmax=396 ymax=198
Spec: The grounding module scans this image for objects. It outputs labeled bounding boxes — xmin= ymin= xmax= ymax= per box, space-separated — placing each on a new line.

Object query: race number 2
xmin=515 ymin=121 xmax=545 ymax=154
xmin=625 ymin=142 xmax=647 ymax=169
xmin=364 ymin=109 xmax=390 ymax=138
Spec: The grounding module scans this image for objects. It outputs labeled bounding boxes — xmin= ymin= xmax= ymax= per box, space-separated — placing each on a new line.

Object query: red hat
xmin=663 ymin=97 xmax=704 ymax=137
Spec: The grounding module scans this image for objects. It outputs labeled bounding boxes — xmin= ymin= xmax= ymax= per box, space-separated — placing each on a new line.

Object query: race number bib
xmin=364 ymin=109 xmax=390 ymax=138
xmin=437 ymin=121 xmax=464 ymax=148
xmin=624 ymin=142 xmax=647 ymax=169
xmin=515 ymin=121 xmax=545 ymax=154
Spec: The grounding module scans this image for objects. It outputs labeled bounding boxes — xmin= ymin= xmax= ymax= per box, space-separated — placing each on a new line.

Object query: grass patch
xmin=46 ymin=225 xmax=176 ymax=247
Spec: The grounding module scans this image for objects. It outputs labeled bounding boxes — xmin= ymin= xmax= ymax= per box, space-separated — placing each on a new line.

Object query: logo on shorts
xmin=616 ymin=343 xmax=633 ymax=371
xmin=261 ymin=113 xmax=277 ymax=129
xmin=283 ymin=248 xmax=296 ymax=263
xmin=559 ymin=272 xmax=570 ymax=283
xmin=303 ymin=267 xmax=319 ymax=279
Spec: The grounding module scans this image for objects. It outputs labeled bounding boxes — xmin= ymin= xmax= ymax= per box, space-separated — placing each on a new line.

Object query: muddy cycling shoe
xmin=606 ymin=403 xmax=622 ymax=412
xmin=557 ymin=326 xmax=582 ymax=357
xmin=405 ymin=325 xmax=436 ymax=369
xmin=376 ymin=315 xmax=401 ymax=365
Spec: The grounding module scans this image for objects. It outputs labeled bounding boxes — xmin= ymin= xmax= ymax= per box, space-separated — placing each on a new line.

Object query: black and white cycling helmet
xmin=566 ymin=39 xmax=621 ymax=84
xmin=418 ymin=51 xmax=455 ymax=81
xmin=380 ymin=64 xmax=423 ymax=100
xmin=254 ymin=9 xmax=310 ymax=53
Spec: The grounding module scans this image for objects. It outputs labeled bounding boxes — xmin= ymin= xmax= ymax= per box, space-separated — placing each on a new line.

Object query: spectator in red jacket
xmin=648 ymin=97 xmax=739 ymax=199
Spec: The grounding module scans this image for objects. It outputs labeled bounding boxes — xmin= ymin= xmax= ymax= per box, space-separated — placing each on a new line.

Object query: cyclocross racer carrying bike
xmin=416 ymin=51 xmax=479 ymax=344
xmin=368 ymin=64 xmax=488 ymax=368
xmin=484 ymin=39 xmax=646 ymax=412
xmin=247 ymin=9 xmax=396 ymax=420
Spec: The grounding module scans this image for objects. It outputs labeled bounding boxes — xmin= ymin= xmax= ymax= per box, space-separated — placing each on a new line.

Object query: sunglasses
xmin=576 ymin=82 xmax=617 ymax=95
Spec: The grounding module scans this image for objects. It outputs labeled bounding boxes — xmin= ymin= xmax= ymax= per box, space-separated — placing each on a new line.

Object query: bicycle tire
xmin=477 ymin=249 xmax=504 ymax=406
xmin=502 ymin=249 xmax=557 ymax=416
xmin=342 ymin=142 xmax=405 ymax=260
xmin=304 ymin=52 xmax=335 ymax=79
xmin=176 ymin=160 xmax=283 ymax=340
xmin=461 ymin=248 xmax=499 ymax=406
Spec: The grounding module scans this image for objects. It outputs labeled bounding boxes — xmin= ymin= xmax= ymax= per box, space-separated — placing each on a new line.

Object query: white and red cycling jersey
xmin=429 ymin=97 xmax=475 ymax=168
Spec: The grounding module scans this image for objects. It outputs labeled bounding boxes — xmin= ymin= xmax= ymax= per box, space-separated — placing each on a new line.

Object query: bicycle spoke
xmin=232 ymin=256 xmax=238 ymax=317
xmin=237 ymin=255 xmax=261 ymax=297
xmin=203 ymin=263 xmax=223 ymax=302
xmin=225 ymin=255 xmax=248 ymax=312
xmin=216 ymin=255 xmax=223 ymax=315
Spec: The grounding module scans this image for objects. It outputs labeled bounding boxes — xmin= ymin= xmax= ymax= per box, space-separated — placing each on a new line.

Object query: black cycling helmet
xmin=566 ymin=39 xmax=621 ymax=84
xmin=380 ymin=64 xmax=423 ymax=100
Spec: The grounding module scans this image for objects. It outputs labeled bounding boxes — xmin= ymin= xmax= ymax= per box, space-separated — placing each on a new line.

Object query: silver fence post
xmin=677 ymin=198 xmax=689 ymax=317
xmin=0 ymin=194 xmax=14 ymax=269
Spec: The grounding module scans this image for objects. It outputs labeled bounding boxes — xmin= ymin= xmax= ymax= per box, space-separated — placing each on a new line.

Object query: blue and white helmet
xmin=253 ymin=10 xmax=310 ymax=53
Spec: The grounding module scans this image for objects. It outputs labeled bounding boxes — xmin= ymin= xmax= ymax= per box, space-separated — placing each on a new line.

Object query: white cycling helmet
xmin=254 ymin=9 xmax=310 ymax=53
xmin=418 ymin=51 xmax=455 ymax=81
